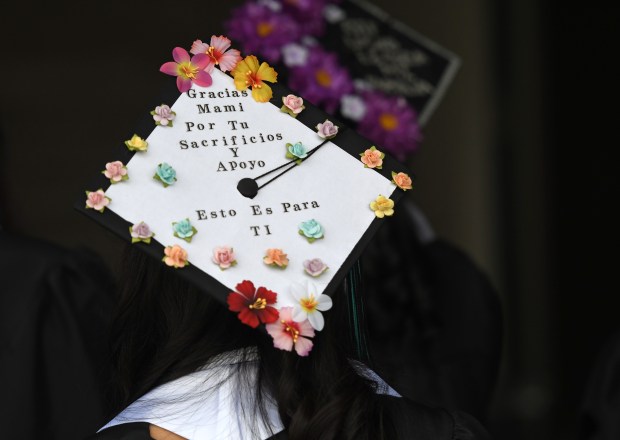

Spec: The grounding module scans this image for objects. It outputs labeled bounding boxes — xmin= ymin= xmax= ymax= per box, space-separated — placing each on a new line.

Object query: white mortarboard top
xmin=76 ymin=39 xmax=414 ymax=352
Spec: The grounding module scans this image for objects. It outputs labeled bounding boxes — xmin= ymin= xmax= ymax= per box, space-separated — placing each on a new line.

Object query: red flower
xmin=227 ymin=280 xmax=279 ymax=328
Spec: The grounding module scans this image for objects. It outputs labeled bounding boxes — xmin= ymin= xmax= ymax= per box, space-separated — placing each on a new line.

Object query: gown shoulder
xmin=85 ymin=422 xmax=152 ymax=440
xmin=88 ymin=397 xmax=490 ymax=440
xmin=377 ymin=394 xmax=491 ymax=440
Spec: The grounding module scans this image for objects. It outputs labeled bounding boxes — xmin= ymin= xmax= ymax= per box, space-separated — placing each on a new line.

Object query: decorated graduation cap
xmin=77 ymin=36 xmax=414 ymax=357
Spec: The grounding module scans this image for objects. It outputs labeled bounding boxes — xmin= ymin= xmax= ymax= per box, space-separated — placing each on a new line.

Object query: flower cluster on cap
xmin=224 ymin=0 xmax=422 ymax=159
xmin=227 ymin=279 xmax=333 ymax=356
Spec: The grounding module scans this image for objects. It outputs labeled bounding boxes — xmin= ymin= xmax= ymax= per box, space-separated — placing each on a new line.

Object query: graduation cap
xmin=76 ymin=39 xmax=414 ymax=356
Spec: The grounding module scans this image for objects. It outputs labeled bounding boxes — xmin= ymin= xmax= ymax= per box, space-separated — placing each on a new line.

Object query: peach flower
xmin=103 ymin=161 xmax=128 ymax=183
xmin=360 ymin=146 xmax=385 ymax=169
xmin=263 ymin=248 xmax=289 ymax=268
xmin=85 ymin=189 xmax=110 ymax=212
xmin=163 ymin=245 xmax=189 ymax=268
xmin=391 ymin=171 xmax=413 ymax=190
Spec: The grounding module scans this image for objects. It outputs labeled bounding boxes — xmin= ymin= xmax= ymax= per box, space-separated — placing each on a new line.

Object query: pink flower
xmin=190 ymin=35 xmax=242 ymax=73
xmin=85 ymin=189 xmax=110 ymax=212
xmin=266 ymin=307 xmax=314 ymax=356
xmin=102 ymin=161 xmax=128 ymax=183
xmin=212 ymin=246 xmax=237 ymax=270
xmin=151 ymin=104 xmax=176 ymax=127
xmin=281 ymin=94 xmax=305 ymax=117
xmin=303 ymin=258 xmax=328 ymax=277
xmin=316 ymin=120 xmax=339 ymax=139
xmin=160 ymin=47 xmax=213 ymax=93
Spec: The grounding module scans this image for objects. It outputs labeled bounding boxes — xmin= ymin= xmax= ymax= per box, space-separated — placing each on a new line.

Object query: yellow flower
xmin=370 ymin=195 xmax=395 ymax=218
xmin=231 ymin=55 xmax=277 ymax=103
xmin=125 ymin=134 xmax=148 ymax=152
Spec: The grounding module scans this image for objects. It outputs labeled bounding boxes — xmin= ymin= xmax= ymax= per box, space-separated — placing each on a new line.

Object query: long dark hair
xmin=108 ymin=245 xmax=391 ymax=439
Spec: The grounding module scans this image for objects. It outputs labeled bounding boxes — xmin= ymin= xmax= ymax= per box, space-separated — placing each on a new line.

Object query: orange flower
xmin=359 ymin=146 xmax=385 ymax=169
xmin=162 ymin=245 xmax=189 ymax=268
xmin=263 ymin=248 xmax=289 ymax=268
xmin=232 ymin=55 xmax=277 ymax=102
xmin=391 ymin=171 xmax=413 ymax=191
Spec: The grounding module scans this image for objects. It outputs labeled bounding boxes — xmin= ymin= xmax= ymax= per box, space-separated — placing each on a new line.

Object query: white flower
xmin=341 ymin=95 xmax=367 ymax=121
xmin=282 ymin=43 xmax=309 ymax=67
xmin=258 ymin=0 xmax=281 ymax=11
xmin=285 ymin=281 xmax=332 ymax=331
xmin=323 ymin=4 xmax=345 ymax=23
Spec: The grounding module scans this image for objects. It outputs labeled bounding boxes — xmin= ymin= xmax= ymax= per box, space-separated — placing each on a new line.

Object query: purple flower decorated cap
xmin=75 ymin=36 xmax=413 ymax=322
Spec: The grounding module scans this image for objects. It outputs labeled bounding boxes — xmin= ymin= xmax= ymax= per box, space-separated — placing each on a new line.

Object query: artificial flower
xmin=289 ymin=47 xmax=353 ymax=113
xmin=190 ymin=35 xmax=242 ymax=73
xmin=285 ymin=142 xmax=308 ymax=163
xmin=358 ymin=91 xmax=422 ymax=161
xmin=172 ymin=218 xmax=197 ymax=243
xmin=281 ymin=43 xmax=309 ymax=67
xmin=316 ymin=120 xmax=339 ymax=139
xmin=162 ymin=244 xmax=189 ymax=268
xmin=153 ymin=162 xmax=177 ymax=187
xmin=212 ymin=246 xmax=237 ymax=269
xmin=391 ymin=171 xmax=413 ymax=191
xmin=284 ymin=280 xmax=332 ymax=331
xmin=85 ymin=189 xmax=110 ymax=212
xmin=266 ymin=307 xmax=314 ymax=356
xmin=360 ymin=146 xmax=385 ymax=169
xmin=323 ymin=4 xmax=346 ymax=23
xmin=225 ymin=3 xmax=299 ymax=63
xmin=263 ymin=248 xmax=289 ymax=268
xmin=281 ymin=94 xmax=305 ymax=117
xmin=102 ymin=161 xmax=128 ymax=183
xmin=232 ymin=55 xmax=278 ymax=103
xmin=340 ymin=94 xmax=367 ymax=122
xmin=298 ymin=219 xmax=324 ymax=243
xmin=227 ymin=280 xmax=279 ymax=328
xmin=370 ymin=195 xmax=395 ymax=218
xmin=281 ymin=0 xmax=328 ymax=36
xmin=151 ymin=104 xmax=176 ymax=127
xmin=160 ymin=47 xmax=212 ymax=93
xmin=303 ymin=258 xmax=328 ymax=277
xmin=130 ymin=221 xmax=154 ymax=244
xmin=125 ymin=134 xmax=148 ymax=152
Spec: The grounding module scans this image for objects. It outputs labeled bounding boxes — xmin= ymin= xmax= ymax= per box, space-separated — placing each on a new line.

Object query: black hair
xmin=108 ymin=245 xmax=393 ymax=439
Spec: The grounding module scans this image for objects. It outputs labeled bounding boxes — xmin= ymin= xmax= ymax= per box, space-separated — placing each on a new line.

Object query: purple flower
xmin=288 ymin=47 xmax=353 ymax=113
xmin=316 ymin=120 xmax=339 ymax=139
xmin=303 ymin=258 xmax=328 ymax=277
xmin=281 ymin=0 xmax=328 ymax=37
xmin=225 ymin=3 xmax=300 ymax=63
xmin=357 ymin=91 xmax=422 ymax=160
xmin=151 ymin=104 xmax=176 ymax=127
xmin=130 ymin=221 xmax=154 ymax=244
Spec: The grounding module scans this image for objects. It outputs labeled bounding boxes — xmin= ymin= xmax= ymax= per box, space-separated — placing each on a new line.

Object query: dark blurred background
xmin=1 ymin=1 xmax=618 ymax=439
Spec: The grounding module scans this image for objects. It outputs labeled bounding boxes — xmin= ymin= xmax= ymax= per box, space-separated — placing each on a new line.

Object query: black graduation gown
xmin=88 ymin=395 xmax=491 ymax=440
xmin=0 ymin=232 xmax=116 ymax=439
xmin=362 ymin=200 xmax=502 ymax=421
